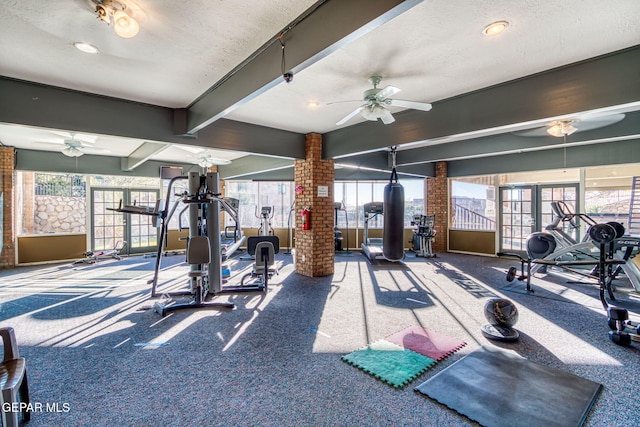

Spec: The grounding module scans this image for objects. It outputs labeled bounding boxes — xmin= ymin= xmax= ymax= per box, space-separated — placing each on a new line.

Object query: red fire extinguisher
xmin=301 ymin=208 xmax=311 ymax=230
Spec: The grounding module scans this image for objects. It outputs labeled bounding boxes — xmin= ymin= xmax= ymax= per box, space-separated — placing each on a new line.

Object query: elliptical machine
xmin=256 ymin=206 xmax=275 ymax=236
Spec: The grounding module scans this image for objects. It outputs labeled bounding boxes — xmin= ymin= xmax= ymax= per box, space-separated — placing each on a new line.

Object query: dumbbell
xmin=607 ymin=306 xmax=632 ymax=346
xmin=608 ymin=315 xmax=640 ymax=335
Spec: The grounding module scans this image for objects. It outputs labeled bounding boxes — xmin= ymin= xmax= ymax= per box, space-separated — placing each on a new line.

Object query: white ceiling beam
xmin=121 ymin=141 xmax=169 ymax=171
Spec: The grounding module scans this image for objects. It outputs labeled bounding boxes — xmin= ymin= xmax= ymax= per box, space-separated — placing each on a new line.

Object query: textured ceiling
xmin=0 ymin=0 xmax=639 ymax=166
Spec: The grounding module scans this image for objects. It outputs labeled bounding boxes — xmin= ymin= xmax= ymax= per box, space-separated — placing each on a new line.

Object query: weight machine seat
xmin=0 ymin=327 xmax=30 ymax=427
xmin=186 ymin=236 xmax=210 ymax=278
xmin=254 ymin=242 xmax=276 ymax=274
xmin=247 ymin=235 xmax=280 ymax=277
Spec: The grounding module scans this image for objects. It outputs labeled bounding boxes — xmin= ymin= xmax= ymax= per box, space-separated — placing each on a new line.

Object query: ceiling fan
xmin=35 ymin=131 xmax=109 ymax=157
xmin=174 ymin=145 xmax=232 ymax=168
xmin=334 ymin=76 xmax=432 ymax=126
xmin=514 ymin=113 xmax=626 ymax=138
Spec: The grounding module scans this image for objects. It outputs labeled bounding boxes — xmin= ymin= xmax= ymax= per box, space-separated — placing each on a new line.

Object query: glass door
xmin=499 ymin=186 xmax=536 ymax=253
xmin=127 ymin=189 xmax=160 ymax=253
xmin=539 ymin=185 xmax=579 ymax=242
xmin=91 ymin=188 xmax=126 ymax=252
xmin=91 ymin=188 xmax=160 ymax=254
xmin=499 ymin=184 xmax=580 ymax=254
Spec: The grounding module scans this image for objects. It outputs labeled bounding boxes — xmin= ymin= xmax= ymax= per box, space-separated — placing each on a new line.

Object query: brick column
xmin=0 ymin=147 xmax=15 ymax=268
xmin=293 ymin=133 xmax=334 ymax=277
xmin=426 ymin=161 xmax=448 ymax=253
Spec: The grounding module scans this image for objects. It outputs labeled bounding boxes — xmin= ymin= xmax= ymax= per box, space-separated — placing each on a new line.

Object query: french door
xmin=499 ymin=184 xmax=578 ymax=254
xmin=91 ymin=188 xmax=160 ymax=254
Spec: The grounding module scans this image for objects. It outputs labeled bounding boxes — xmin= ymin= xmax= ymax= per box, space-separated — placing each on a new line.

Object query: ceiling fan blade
xmin=514 ymin=112 xmax=627 ymax=137
xmin=174 ymin=145 xmax=205 ymax=154
xmin=573 ymin=113 xmax=625 ymax=132
xmin=512 ymin=127 xmax=551 ymax=137
xmin=380 ymin=108 xmax=395 ymax=125
xmin=388 ymin=99 xmax=432 ymax=112
xmin=79 ymin=146 xmax=110 ymax=155
xmin=326 ymin=100 xmax=362 ymax=105
xmin=375 ymin=85 xmax=401 ymax=101
xmin=336 ymin=106 xmax=365 ymax=125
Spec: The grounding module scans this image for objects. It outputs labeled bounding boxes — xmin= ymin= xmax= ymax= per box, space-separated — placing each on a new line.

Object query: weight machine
xmin=152 ymin=172 xmax=274 ymax=316
xmin=523 ymin=202 xmax=640 ymax=291
xmin=410 ymin=214 xmax=436 ymax=258
xmin=499 ymin=220 xmax=640 ymax=295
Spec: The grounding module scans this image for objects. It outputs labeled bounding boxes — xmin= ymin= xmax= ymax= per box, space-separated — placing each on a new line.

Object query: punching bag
xmin=383 ymin=181 xmax=405 ymax=261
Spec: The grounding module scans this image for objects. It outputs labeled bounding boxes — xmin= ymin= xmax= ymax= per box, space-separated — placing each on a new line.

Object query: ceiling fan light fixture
xmin=93 ymin=0 xmax=141 ymax=38
xmin=62 ymin=146 xmax=84 ymax=157
xmin=360 ymin=106 xmax=380 ymax=121
xmin=197 ymin=158 xmax=213 ymax=168
xmin=197 ymin=156 xmax=232 ymax=168
xmin=113 ymin=10 xmax=139 ymax=38
xmin=547 ymin=121 xmax=577 ymax=137
xmin=483 ymin=20 xmax=509 ymax=36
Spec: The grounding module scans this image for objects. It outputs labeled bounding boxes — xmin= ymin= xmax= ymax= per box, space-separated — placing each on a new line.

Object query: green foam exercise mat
xmin=341 ymin=340 xmax=436 ymax=389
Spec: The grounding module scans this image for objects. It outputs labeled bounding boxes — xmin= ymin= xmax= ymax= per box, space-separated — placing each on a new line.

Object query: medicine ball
xmin=484 ymin=298 xmax=519 ymax=328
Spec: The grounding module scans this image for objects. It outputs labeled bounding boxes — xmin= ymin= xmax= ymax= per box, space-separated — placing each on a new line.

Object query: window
xmin=334 ymin=179 xmax=425 ymax=228
xmin=450 ymin=176 xmax=496 ymax=230
xmin=584 ymin=164 xmax=638 ymax=229
xmin=16 ymin=172 xmax=87 ymax=235
xmin=224 ymin=181 xmax=295 ymax=229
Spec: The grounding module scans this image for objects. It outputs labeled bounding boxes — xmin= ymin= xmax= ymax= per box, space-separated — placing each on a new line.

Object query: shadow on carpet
xmin=415 ymin=346 xmax=602 ymax=427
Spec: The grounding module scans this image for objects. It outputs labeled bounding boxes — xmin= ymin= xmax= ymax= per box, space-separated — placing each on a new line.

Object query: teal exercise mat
xmin=415 ymin=346 xmax=602 ymax=427
xmin=342 ymin=340 xmax=436 ymax=389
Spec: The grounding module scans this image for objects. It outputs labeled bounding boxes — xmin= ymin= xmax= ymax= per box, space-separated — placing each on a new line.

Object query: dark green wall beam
xmin=0 ymin=77 xmax=305 ymax=159
xmin=395 ymin=109 xmax=640 ymax=165
xmin=323 ymin=45 xmax=640 ymax=159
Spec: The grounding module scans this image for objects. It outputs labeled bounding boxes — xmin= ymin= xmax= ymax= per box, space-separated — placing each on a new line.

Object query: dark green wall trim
xmin=447 ymin=138 xmax=640 ymax=177
xmin=15 ymin=149 xmax=200 ymax=177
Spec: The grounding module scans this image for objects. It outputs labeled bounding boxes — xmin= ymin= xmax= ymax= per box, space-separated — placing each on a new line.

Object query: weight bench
xmin=0 ymin=327 xmax=30 ymax=427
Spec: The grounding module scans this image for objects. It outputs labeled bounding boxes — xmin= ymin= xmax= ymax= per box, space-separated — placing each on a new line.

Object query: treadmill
xmin=361 ymin=202 xmax=385 ymax=261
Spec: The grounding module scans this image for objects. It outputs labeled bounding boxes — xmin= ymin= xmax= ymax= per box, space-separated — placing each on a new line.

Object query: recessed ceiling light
xmin=482 ymin=21 xmax=509 ymax=36
xmin=74 ymin=42 xmax=99 ymax=54
xmin=306 ymin=100 xmax=320 ymax=110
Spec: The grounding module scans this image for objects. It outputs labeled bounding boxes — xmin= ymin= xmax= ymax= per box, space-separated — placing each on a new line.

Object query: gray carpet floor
xmin=1 ymin=250 xmax=639 ymax=426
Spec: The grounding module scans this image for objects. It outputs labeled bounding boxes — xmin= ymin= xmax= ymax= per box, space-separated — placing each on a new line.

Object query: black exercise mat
xmin=415 ymin=346 xmax=602 ymax=427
